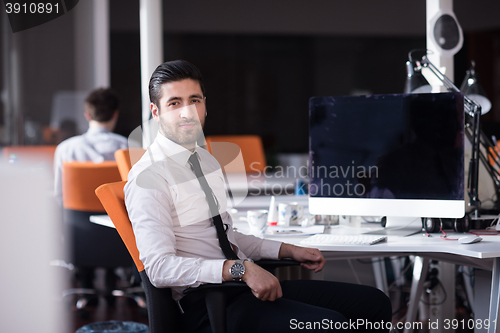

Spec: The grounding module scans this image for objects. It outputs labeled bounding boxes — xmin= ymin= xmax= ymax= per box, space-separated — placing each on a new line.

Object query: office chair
xmin=95 ymin=181 xmax=299 ymax=333
xmin=114 ymin=148 xmax=146 ymax=181
xmin=62 ymin=161 xmax=139 ymax=315
xmin=2 ymin=145 xmax=57 ymax=168
xmin=205 ymin=135 xmax=266 ymax=173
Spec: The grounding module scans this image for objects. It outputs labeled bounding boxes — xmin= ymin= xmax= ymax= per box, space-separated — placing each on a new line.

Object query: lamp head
xmin=404 ymin=60 xmax=432 ymax=94
xmin=460 ymin=60 xmax=491 ymax=114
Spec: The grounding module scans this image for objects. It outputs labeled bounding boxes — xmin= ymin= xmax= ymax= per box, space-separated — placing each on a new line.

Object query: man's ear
xmin=151 ymin=103 xmax=160 ymax=123
xmin=84 ymin=111 xmax=91 ymax=121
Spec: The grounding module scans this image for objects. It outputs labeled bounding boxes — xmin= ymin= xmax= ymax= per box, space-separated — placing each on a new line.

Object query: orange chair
xmin=114 ymin=148 xmax=146 ymax=181
xmin=62 ymin=162 xmax=132 ymax=314
xmin=62 ymin=161 xmax=122 ymax=212
xmin=205 ymin=135 xmax=266 ymax=173
xmin=97 ymin=181 xmax=183 ymax=331
xmin=2 ymin=145 xmax=57 ymax=168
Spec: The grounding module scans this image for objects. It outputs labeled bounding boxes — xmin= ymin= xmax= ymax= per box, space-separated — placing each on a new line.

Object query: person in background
xmin=53 ymin=88 xmax=129 ymax=299
xmin=53 ymin=87 xmax=128 ymax=204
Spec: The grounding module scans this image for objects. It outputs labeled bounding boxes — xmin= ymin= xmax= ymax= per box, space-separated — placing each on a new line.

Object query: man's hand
xmin=278 ymin=243 xmax=326 ymax=273
xmin=222 ymin=260 xmax=282 ymax=301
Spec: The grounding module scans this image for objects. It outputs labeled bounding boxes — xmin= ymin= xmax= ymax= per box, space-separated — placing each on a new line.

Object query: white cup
xmin=247 ymin=210 xmax=268 ymax=235
xmin=278 ymin=202 xmax=304 ymax=227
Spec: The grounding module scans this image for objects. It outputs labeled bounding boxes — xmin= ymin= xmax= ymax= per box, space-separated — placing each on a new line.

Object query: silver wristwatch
xmin=229 ymin=259 xmax=252 ymax=281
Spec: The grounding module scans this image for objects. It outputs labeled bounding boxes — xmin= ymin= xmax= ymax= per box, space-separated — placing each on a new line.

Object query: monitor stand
xmin=363 ymin=216 xmax=422 ymax=237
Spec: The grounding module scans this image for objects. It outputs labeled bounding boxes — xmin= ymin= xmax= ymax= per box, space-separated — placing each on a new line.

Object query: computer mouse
xmin=458 ymin=235 xmax=483 ymax=244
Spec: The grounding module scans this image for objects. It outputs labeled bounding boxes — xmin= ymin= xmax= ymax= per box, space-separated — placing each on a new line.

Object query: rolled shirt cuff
xmin=260 ymin=239 xmax=283 ymax=260
xmin=198 ymin=259 xmax=226 ymax=284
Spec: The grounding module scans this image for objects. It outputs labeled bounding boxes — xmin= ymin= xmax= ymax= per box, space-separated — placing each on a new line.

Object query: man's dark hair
xmin=149 ymin=60 xmax=206 ymax=107
xmin=85 ymin=88 xmax=119 ymax=122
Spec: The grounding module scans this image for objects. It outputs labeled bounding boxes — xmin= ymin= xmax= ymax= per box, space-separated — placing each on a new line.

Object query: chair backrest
xmin=95 ymin=181 xmax=182 ymax=332
xmin=95 ymin=181 xmax=144 ymax=271
xmin=205 ymin=135 xmax=266 ymax=173
xmin=2 ymin=145 xmax=57 ymax=169
xmin=115 ymin=148 xmax=147 ymax=181
xmin=62 ymin=161 xmax=122 ymax=212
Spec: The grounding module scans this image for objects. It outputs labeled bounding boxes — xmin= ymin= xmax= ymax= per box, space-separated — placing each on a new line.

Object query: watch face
xmin=230 ymin=262 xmax=245 ymax=279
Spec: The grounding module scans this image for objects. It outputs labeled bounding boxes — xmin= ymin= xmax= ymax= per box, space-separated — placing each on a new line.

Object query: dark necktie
xmin=188 ymin=152 xmax=239 ymax=260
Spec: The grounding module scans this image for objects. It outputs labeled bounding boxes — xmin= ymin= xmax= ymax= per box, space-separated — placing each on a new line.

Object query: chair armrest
xmin=255 ymin=258 xmax=301 ymax=268
xmin=255 ymin=258 xmax=301 ymax=274
xmin=183 ymin=281 xmax=247 ymax=295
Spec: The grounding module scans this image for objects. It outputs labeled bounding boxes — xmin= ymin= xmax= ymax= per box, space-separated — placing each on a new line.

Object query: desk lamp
xmin=404 ymin=50 xmax=432 ymax=94
xmin=460 ymin=61 xmax=492 ymax=115
xmin=408 ymin=52 xmax=500 ymax=218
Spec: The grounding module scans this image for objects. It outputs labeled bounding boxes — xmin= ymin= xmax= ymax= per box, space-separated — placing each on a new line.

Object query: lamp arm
xmin=418 ymin=55 xmax=486 ymax=215
xmin=421 ymin=56 xmax=460 ymax=92
xmin=420 ymin=56 xmax=480 ymax=117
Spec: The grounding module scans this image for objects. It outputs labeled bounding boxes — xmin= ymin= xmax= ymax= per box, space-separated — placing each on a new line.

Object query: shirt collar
xmin=155 ymin=132 xmax=202 ymax=166
xmin=86 ymin=126 xmax=111 ymax=134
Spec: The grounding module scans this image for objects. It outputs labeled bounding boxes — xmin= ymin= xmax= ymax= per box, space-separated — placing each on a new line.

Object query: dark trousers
xmin=181 ymin=280 xmax=392 ymax=333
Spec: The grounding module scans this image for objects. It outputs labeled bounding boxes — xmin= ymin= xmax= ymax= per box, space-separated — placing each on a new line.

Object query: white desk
xmin=262 ymin=231 xmax=500 ymax=333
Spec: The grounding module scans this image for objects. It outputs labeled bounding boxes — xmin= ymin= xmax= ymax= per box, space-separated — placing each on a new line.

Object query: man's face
xmin=151 ymin=79 xmax=206 ymax=149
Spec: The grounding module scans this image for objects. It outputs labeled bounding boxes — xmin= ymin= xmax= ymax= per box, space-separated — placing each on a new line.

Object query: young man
xmin=53 ymin=88 xmax=129 ymax=296
xmin=53 ymin=88 xmax=128 ymax=204
xmin=124 ymin=60 xmax=392 ymax=332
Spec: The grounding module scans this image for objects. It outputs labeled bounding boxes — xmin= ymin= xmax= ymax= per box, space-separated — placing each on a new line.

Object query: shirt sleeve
xmin=232 ymin=229 xmax=282 ymax=260
xmin=124 ymin=166 xmax=225 ymax=288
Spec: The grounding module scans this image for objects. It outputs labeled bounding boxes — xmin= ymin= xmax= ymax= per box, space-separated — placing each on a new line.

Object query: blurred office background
xmin=1 ymin=0 xmax=500 ymax=160
xmin=2 ymin=1 xmax=500 ymax=331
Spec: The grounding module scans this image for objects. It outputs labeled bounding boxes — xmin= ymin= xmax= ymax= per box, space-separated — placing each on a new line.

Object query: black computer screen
xmin=309 ymin=92 xmax=464 ymax=200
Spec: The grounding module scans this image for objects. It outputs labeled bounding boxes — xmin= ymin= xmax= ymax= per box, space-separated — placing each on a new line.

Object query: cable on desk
xmin=439 ymin=223 xmax=458 ymax=241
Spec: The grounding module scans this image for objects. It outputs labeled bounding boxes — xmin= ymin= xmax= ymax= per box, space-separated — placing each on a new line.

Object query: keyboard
xmin=300 ymin=234 xmax=387 ymax=246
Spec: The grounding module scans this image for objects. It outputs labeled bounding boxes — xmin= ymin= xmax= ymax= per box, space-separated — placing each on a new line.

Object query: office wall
xmin=106 ymin=0 xmax=500 ymax=154
xmin=110 ymin=0 xmax=500 ymax=36
xmin=2 ymin=1 xmax=500 ymax=148
xmin=0 ymin=7 xmax=76 ymax=145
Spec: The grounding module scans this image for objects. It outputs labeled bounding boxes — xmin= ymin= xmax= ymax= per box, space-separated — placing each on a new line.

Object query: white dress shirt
xmin=54 ymin=126 xmax=128 ymax=204
xmin=124 ymin=133 xmax=282 ymax=301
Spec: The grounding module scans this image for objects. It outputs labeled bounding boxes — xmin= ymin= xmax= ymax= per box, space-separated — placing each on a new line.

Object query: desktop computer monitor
xmin=308 ymin=92 xmax=465 ymax=231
